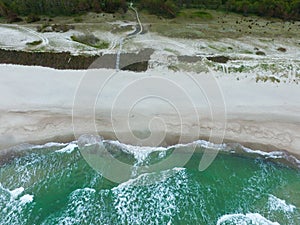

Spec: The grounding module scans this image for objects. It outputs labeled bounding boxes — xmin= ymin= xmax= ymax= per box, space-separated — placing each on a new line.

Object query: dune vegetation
xmin=0 ymin=0 xmax=299 ymax=23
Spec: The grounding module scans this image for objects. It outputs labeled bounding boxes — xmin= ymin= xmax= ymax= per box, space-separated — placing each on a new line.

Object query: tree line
xmin=0 ymin=0 xmax=299 ymax=21
xmin=139 ymin=0 xmax=299 ymax=20
xmin=0 ymin=0 xmax=127 ymax=19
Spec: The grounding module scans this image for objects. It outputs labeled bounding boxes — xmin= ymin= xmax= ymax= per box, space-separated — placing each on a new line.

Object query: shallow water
xmin=0 ymin=140 xmax=299 ymax=225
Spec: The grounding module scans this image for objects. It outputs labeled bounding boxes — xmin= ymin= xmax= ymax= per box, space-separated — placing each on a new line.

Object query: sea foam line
xmin=55 ymin=143 xmax=78 ymax=154
xmin=104 ymin=139 xmax=226 ymax=163
xmin=241 ymin=145 xmax=300 ymax=167
xmin=112 ymin=167 xmax=186 ymax=190
xmin=268 ymin=194 xmax=296 ymax=213
xmin=21 ymin=135 xmax=300 ymax=168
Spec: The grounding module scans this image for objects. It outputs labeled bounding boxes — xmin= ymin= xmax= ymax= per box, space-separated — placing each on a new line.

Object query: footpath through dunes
xmin=0 ymin=48 xmax=153 ymax=72
xmin=0 ymin=24 xmax=49 ymax=49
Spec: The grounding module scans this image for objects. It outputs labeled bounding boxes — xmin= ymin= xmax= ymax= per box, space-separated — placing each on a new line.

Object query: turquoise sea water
xmin=0 ymin=139 xmax=299 ymax=225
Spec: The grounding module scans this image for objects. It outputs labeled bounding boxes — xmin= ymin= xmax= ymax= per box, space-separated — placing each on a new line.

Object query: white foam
xmin=82 ymin=188 xmax=96 ymax=193
xmin=80 ymin=135 xmax=300 ymax=169
xmin=106 ymin=139 xmax=226 ymax=163
xmin=193 ymin=139 xmax=227 ymax=150
xmin=113 ymin=167 xmax=186 ymax=189
xmin=1 ymin=185 xmax=34 ymax=204
xmin=217 ymin=213 xmax=280 ymax=225
xmin=56 ymin=217 xmax=76 ymax=225
xmin=19 ymin=194 xmax=34 ymax=205
xmin=111 ymin=167 xmax=188 ymax=225
xmin=242 ymin=146 xmax=285 ymax=158
xmin=242 ymin=146 xmax=300 ymax=166
xmin=55 ymin=143 xmax=78 ymax=154
xmin=9 ymin=187 xmax=24 ymax=199
xmin=82 ymin=135 xmax=296 ymax=165
xmin=106 ymin=140 xmax=168 ymax=163
xmin=268 ymin=194 xmax=296 ymax=213
xmin=32 ymin=142 xmax=67 ymax=149
xmin=172 ymin=167 xmax=185 ymax=172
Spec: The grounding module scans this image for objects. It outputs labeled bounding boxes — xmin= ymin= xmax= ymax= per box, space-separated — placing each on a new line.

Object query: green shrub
xmin=0 ymin=0 xmax=127 ymax=17
xmin=191 ymin=11 xmax=213 ymax=19
xmin=256 ymin=51 xmax=266 ymax=56
xmin=0 ymin=0 xmax=299 ymax=20
xmin=26 ymin=40 xmax=42 ymax=46
xmin=74 ymin=16 xmax=83 ymax=23
xmin=140 ymin=0 xmax=179 ymax=18
xmin=71 ymin=34 xmax=109 ymax=49
xmin=26 ymin=14 xmax=40 ymax=23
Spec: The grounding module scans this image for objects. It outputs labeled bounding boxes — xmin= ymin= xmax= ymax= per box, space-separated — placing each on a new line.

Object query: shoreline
xmin=1 ymin=131 xmax=299 ymax=171
xmin=1 ymin=111 xmax=299 ymax=159
xmin=0 ymin=64 xmax=299 ymax=160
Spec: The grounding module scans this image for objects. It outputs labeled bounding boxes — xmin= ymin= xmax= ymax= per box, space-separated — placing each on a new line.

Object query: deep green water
xmin=0 ymin=140 xmax=299 ymax=225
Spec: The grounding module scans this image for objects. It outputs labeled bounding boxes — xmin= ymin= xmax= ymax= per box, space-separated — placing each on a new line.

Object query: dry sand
xmin=0 ymin=64 xmax=299 ymax=157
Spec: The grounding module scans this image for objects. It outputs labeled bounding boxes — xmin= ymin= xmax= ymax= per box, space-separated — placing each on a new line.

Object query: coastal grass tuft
xmin=168 ymin=65 xmax=179 ymax=72
xmin=256 ymin=75 xmax=280 ymax=83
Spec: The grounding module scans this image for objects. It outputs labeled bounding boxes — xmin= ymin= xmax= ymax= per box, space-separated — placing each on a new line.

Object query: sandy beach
xmin=0 ymin=5 xmax=300 ymax=224
xmin=0 ymin=9 xmax=299 ymax=158
xmin=0 ymin=64 xmax=299 ymax=157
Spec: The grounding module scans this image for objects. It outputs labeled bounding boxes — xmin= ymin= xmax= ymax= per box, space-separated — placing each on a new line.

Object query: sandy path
xmin=0 ymin=64 xmax=299 ymax=157
xmin=128 ymin=4 xmax=143 ymax=36
xmin=20 ymin=26 xmax=49 ymax=46
xmin=0 ymin=24 xmax=49 ymax=48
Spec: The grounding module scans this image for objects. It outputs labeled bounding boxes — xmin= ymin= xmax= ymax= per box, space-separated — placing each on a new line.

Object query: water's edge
xmin=1 ymin=137 xmax=299 ymax=170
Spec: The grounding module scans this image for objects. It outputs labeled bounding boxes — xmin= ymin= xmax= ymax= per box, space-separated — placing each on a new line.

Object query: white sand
xmin=0 ymin=64 xmax=299 ymax=157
